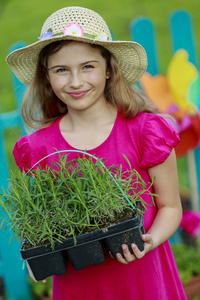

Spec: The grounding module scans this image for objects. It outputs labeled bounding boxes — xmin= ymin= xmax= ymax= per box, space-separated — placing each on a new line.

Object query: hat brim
xmin=6 ymin=35 xmax=147 ymax=86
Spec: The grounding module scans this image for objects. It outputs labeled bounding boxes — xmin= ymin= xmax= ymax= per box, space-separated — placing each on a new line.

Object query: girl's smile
xmin=47 ymin=41 xmax=110 ymax=113
xmin=67 ymin=90 xmax=90 ymax=99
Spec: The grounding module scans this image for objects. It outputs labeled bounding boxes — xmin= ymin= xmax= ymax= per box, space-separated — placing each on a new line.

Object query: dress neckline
xmin=55 ymin=110 xmax=120 ymax=152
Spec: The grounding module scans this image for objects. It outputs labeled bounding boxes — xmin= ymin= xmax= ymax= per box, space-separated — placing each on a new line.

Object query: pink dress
xmin=13 ymin=111 xmax=187 ymax=300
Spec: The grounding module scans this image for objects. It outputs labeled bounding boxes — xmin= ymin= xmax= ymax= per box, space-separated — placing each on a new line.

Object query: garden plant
xmin=0 ymin=152 xmax=157 ymax=278
xmin=0 ymin=152 xmax=156 ymax=250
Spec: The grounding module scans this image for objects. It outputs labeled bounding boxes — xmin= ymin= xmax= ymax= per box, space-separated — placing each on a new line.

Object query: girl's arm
xmin=116 ymin=149 xmax=182 ymax=264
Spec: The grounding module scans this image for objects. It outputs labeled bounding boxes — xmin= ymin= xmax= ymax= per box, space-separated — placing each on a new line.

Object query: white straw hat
xmin=6 ymin=6 xmax=147 ymax=86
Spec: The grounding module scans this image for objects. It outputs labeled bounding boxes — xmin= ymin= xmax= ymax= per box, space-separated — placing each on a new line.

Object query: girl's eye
xmin=57 ymin=68 xmax=68 ymax=73
xmin=83 ymin=65 xmax=93 ymax=70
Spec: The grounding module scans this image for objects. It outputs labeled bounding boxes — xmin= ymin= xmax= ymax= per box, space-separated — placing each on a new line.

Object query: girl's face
xmin=47 ymin=41 xmax=109 ymax=113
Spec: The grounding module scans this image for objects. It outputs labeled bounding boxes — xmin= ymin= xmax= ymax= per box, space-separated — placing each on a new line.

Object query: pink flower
xmin=180 ymin=211 xmax=200 ymax=237
xmin=63 ymin=23 xmax=84 ymax=37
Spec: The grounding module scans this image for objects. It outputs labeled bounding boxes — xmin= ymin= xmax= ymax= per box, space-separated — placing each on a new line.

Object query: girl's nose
xmin=69 ymin=72 xmax=83 ymax=89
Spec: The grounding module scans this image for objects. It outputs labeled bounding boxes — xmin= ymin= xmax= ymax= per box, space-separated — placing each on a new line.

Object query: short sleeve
xmin=13 ymin=136 xmax=38 ymax=172
xmin=140 ymin=114 xmax=180 ymax=169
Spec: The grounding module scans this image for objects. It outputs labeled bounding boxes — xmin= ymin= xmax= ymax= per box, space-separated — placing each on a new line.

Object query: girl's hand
xmin=115 ymin=234 xmax=154 ymax=264
xmin=26 ymin=261 xmax=46 ymax=283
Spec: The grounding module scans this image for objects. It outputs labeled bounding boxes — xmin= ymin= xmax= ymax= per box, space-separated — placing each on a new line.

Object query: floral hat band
xmin=39 ymin=23 xmax=110 ymax=42
xmin=6 ymin=6 xmax=147 ymax=86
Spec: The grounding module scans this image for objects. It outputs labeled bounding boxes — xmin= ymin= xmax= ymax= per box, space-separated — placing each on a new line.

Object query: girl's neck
xmin=59 ymin=103 xmax=118 ymax=150
xmin=63 ymin=102 xmax=117 ymax=130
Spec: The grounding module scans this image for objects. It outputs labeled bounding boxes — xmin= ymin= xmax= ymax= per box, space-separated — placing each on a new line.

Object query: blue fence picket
xmin=169 ymin=10 xmax=200 ymax=212
xmin=0 ymin=110 xmax=9 ymax=192
xmin=169 ymin=10 xmax=198 ymax=68
xmin=0 ymin=42 xmax=31 ymax=299
xmin=130 ymin=17 xmax=159 ymax=76
xmin=9 ymin=42 xmax=27 ymax=136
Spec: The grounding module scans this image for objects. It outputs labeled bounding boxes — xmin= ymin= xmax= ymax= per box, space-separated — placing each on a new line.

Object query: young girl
xmin=7 ymin=6 xmax=187 ymax=300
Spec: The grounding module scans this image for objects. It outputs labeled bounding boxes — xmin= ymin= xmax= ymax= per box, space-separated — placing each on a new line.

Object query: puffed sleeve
xmin=140 ymin=114 xmax=180 ymax=169
xmin=13 ymin=136 xmax=38 ymax=172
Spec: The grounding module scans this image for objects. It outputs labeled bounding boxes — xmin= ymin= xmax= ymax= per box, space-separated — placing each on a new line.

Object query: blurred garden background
xmin=0 ymin=0 xmax=200 ymax=299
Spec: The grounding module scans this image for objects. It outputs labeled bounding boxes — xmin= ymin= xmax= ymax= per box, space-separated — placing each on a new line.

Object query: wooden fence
xmin=131 ymin=10 xmax=200 ymax=212
xmin=0 ymin=42 xmax=31 ymax=299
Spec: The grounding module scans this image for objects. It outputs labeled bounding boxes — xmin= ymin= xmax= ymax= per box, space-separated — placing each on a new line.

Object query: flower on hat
xmin=95 ymin=32 xmax=109 ymax=41
xmin=63 ymin=23 xmax=84 ymax=37
xmin=38 ymin=31 xmax=53 ymax=40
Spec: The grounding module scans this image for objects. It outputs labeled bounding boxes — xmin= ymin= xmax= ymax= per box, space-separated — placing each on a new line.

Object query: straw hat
xmin=6 ymin=6 xmax=147 ymax=86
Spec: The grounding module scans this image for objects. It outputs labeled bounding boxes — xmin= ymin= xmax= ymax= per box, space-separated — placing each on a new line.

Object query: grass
xmin=1 ymin=0 xmax=199 ymax=181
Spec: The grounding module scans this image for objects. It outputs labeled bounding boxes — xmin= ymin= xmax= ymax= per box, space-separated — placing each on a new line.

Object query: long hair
xmin=21 ymin=40 xmax=156 ymax=130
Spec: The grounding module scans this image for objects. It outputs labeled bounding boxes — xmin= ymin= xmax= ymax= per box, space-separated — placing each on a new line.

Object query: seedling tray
xmin=21 ymin=209 xmax=144 ymax=279
xmin=27 ymin=250 xmax=66 ymax=281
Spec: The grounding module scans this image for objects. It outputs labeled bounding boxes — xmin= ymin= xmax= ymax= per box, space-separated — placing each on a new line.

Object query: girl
xmin=7 ymin=6 xmax=187 ymax=300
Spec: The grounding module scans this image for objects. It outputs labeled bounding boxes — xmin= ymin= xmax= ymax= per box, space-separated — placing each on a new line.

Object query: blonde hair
xmin=21 ymin=41 xmax=156 ymax=130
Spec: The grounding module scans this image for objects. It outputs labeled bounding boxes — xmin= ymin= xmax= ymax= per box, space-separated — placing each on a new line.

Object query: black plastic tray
xmin=21 ymin=209 xmax=144 ymax=279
